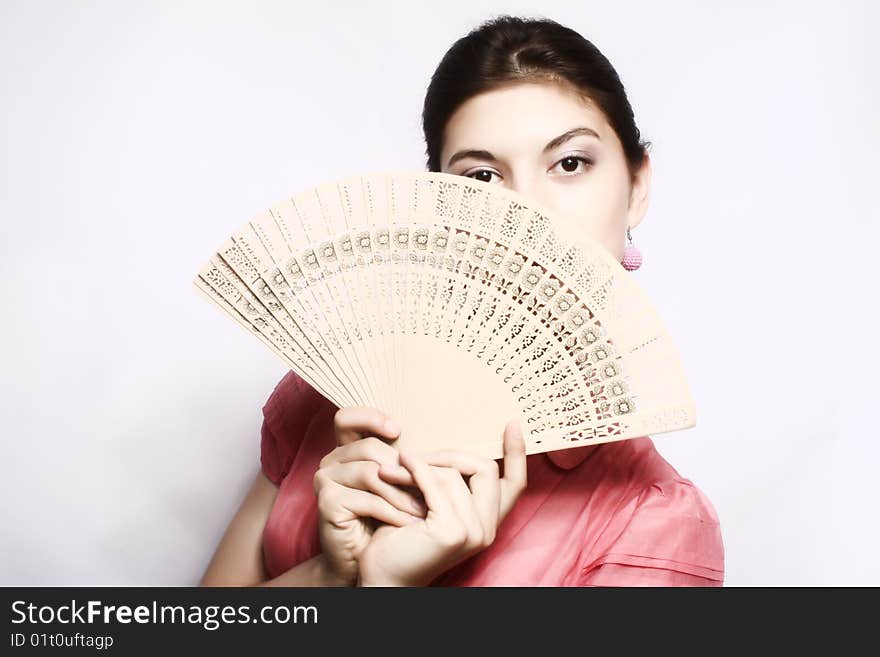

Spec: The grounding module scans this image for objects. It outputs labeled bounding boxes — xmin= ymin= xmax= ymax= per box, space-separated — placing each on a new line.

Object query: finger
xmin=376 ymin=462 xmax=416 ymax=486
xmin=421 ymin=449 xmax=501 ymax=538
xmin=324 ymin=436 xmax=404 ymax=470
xmin=423 ymin=449 xmax=490 ymax=476
xmin=398 ymin=450 xmax=452 ymax=517
xmin=333 ymin=407 xmax=402 ymax=445
xmin=499 ymin=420 xmax=527 ymax=519
xmin=433 ymin=466 xmax=485 ymax=544
xmin=466 ymin=459 xmax=501 ymax=542
xmin=327 ymin=461 xmax=427 ymax=517
xmin=374 ymin=472 xmax=424 ymax=508
xmin=320 ymin=483 xmax=420 ymax=528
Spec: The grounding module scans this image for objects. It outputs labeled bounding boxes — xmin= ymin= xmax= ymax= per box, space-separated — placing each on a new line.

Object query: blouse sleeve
xmin=259 ymin=370 xmax=317 ymax=486
xmin=579 ymin=478 xmax=725 ymax=587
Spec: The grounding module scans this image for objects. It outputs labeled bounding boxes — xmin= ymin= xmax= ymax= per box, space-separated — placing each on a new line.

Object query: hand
xmin=313 ymin=407 xmax=429 ymax=586
xmin=357 ymin=420 xmax=527 ymax=587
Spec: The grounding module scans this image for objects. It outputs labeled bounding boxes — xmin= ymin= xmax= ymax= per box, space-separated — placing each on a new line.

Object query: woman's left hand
xmin=356 ymin=420 xmax=527 ymax=587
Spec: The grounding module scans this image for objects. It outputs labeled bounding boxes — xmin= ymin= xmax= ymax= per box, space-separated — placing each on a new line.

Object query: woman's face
xmin=439 ymin=81 xmax=651 ymax=262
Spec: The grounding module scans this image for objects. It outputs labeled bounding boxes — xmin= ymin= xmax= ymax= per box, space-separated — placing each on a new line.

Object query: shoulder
xmin=260 ymin=371 xmax=328 ymax=486
xmin=262 ymin=370 xmax=319 ymax=420
xmin=621 ymin=439 xmax=717 ymax=512
xmin=622 ymin=439 xmax=722 ymax=537
xmin=579 ymin=438 xmax=725 ymax=584
xmin=637 ymin=475 xmax=721 ymax=526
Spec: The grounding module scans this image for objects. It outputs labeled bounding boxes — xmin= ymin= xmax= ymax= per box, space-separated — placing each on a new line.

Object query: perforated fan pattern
xmin=193 ymin=171 xmax=695 ymax=459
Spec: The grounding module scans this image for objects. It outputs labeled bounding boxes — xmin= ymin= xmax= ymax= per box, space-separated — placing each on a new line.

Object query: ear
xmin=626 ymin=153 xmax=652 ymax=231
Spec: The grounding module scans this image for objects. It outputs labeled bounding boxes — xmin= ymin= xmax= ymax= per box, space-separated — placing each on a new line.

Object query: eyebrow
xmin=445 ymin=126 xmax=601 ymax=169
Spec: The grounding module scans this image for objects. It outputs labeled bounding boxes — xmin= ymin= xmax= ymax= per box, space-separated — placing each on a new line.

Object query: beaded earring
xmin=621 ymin=226 xmax=643 ymax=271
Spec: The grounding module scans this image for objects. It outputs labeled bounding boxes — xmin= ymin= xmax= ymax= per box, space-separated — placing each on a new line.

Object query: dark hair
xmin=421 ymin=15 xmax=651 ymax=184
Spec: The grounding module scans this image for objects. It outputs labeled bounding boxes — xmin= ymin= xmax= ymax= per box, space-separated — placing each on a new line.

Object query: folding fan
xmin=192 ymin=170 xmax=696 ymax=460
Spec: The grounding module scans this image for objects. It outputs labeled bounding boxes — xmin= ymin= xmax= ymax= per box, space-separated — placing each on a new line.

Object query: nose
xmin=505 ymin=173 xmax=556 ymax=217
xmin=505 ymin=171 xmax=536 ymax=203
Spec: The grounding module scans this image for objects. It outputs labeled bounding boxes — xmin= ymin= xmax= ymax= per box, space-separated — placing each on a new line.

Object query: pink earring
xmin=621 ymin=226 xmax=643 ymax=271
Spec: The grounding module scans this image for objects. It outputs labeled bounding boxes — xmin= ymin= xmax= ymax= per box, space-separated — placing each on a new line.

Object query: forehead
xmin=442 ymin=81 xmax=613 ymax=155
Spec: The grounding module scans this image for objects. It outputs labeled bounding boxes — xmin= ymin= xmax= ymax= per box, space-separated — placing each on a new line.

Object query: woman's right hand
xmin=313 ymin=407 xmax=428 ymax=586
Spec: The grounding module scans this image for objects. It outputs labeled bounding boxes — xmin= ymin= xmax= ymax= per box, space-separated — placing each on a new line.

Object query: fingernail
xmin=406 ymin=513 xmax=421 ymax=524
xmin=384 ymin=417 xmax=401 ymax=436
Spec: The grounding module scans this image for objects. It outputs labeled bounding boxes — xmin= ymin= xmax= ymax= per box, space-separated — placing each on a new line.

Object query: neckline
xmin=544 ymin=443 xmax=602 ymax=470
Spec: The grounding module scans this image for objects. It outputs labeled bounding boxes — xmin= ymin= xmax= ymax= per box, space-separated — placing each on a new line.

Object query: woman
xmin=200 ymin=15 xmax=724 ymax=587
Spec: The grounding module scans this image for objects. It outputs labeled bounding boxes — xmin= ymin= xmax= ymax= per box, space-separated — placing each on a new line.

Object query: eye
xmin=550 ymin=155 xmax=593 ymax=175
xmin=462 ymin=169 xmax=502 ymax=184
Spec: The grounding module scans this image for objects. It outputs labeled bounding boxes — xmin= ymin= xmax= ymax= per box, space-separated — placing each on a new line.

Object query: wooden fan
xmin=193 ymin=170 xmax=696 ymax=459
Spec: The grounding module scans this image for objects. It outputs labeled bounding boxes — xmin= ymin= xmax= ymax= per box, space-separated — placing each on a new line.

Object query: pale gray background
xmin=2 ymin=0 xmax=877 ymax=585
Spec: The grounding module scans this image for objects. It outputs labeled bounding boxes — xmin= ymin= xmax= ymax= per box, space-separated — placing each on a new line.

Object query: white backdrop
xmin=2 ymin=0 xmax=877 ymax=586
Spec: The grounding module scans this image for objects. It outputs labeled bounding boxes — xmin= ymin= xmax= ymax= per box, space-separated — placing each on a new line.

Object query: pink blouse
xmin=260 ymin=371 xmax=725 ymax=586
